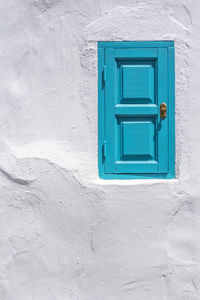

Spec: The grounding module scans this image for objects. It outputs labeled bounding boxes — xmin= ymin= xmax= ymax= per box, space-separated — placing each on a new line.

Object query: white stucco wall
xmin=0 ymin=0 xmax=199 ymax=299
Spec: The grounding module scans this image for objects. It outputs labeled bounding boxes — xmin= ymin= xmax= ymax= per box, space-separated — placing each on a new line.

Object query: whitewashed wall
xmin=0 ymin=0 xmax=199 ymax=299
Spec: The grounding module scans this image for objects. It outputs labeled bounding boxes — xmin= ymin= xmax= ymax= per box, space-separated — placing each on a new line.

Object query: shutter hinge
xmin=103 ymin=140 xmax=106 ymax=158
xmin=103 ymin=66 xmax=106 ymax=82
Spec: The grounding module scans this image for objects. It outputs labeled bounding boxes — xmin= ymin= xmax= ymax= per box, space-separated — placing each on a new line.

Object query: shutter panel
xmin=98 ymin=42 xmax=175 ymax=179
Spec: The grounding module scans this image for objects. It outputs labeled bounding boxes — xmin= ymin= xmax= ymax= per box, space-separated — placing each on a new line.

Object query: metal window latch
xmin=160 ymin=103 xmax=167 ymax=119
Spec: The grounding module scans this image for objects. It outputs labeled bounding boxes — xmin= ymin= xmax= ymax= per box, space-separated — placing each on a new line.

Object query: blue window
xmin=98 ymin=41 xmax=175 ymax=179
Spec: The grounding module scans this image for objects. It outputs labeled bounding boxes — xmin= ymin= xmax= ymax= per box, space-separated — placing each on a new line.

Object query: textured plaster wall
xmin=0 ymin=0 xmax=200 ymax=299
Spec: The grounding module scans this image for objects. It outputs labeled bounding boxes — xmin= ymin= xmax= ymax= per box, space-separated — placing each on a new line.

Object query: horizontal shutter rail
xmin=114 ymin=104 xmax=158 ymax=116
xmin=115 ymin=161 xmax=158 ymax=173
xmin=115 ymin=48 xmax=158 ymax=59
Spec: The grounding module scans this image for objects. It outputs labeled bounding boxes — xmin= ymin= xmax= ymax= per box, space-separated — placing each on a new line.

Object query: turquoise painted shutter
xmin=98 ymin=42 xmax=175 ymax=179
